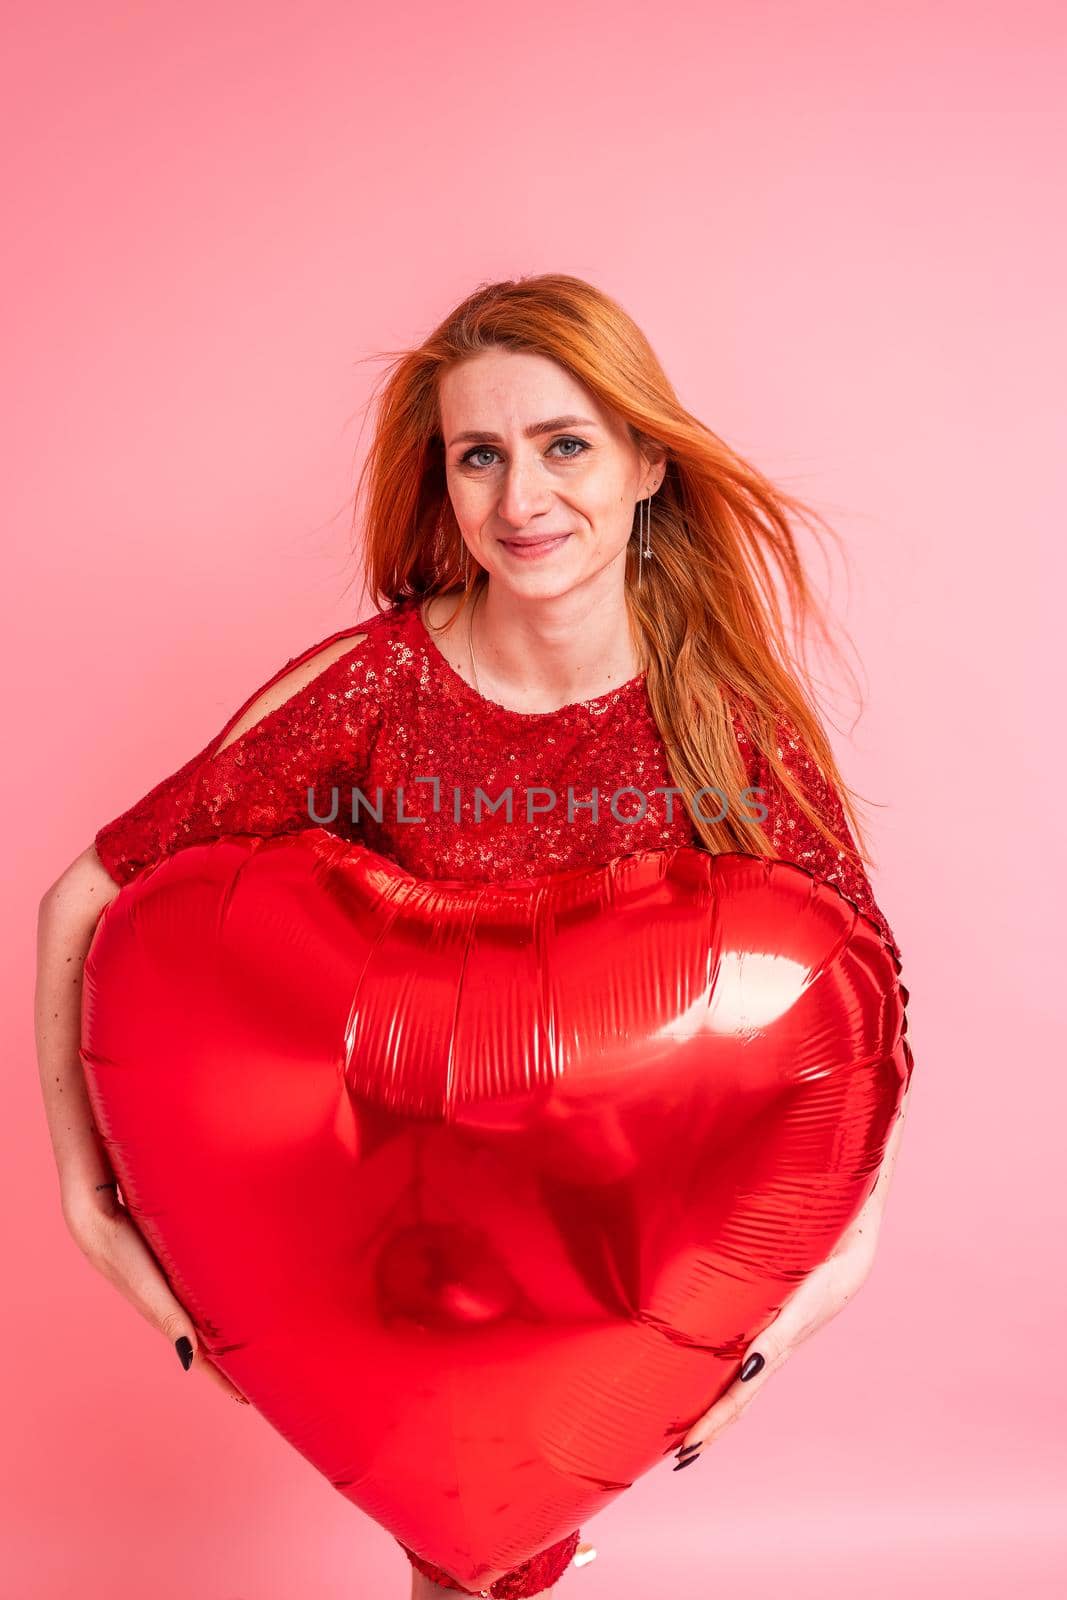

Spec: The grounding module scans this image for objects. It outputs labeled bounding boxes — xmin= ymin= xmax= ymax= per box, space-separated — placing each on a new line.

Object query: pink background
xmin=4 ymin=3 xmax=1065 ymax=1596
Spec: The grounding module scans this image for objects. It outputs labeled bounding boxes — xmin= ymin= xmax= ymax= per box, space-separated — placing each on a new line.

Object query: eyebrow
xmin=447 ymin=415 xmax=601 ymax=448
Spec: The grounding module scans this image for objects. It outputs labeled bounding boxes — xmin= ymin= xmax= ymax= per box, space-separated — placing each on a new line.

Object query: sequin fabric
xmin=400 ymin=1529 xmax=582 ymax=1598
xmin=94 ymin=594 xmax=899 ymax=960
xmin=92 ymin=594 xmax=900 ymax=1597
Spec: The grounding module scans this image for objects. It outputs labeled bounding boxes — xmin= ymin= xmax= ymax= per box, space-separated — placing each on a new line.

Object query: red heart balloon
xmin=80 ymin=831 xmax=910 ymax=1593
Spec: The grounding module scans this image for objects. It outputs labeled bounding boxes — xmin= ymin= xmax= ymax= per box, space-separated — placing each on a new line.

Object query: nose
xmin=495 ymin=452 xmax=555 ymax=530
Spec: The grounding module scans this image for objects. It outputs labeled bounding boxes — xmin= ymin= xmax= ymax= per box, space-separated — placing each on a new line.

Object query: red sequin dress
xmin=93 ymin=595 xmax=901 ymax=1597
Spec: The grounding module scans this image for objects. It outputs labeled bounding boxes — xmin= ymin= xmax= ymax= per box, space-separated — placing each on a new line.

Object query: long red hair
xmin=345 ymin=272 xmax=882 ymax=868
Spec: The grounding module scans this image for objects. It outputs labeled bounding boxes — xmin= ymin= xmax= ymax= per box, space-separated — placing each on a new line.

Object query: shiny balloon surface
xmin=80 ymin=830 xmax=911 ymax=1594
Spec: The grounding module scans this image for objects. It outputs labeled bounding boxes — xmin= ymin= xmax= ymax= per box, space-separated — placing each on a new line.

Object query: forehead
xmin=438 ymin=348 xmax=619 ymax=436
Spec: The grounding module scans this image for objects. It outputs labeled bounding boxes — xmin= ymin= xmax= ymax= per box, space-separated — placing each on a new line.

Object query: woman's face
xmin=439 ymin=347 xmax=663 ymax=601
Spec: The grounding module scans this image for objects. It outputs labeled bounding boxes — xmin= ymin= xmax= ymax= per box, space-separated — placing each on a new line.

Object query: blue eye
xmin=459 ymin=436 xmax=591 ymax=470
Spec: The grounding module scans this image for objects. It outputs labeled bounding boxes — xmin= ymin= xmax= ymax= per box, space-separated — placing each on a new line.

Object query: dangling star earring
xmin=637 ymin=489 xmax=654 ymax=587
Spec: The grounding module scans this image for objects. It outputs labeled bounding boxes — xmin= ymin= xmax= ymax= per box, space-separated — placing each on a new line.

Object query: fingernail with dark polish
xmin=675 ymin=1442 xmax=701 ymax=1459
xmin=175 ymin=1336 xmax=194 ymax=1371
xmin=740 ymin=1352 xmax=764 ymax=1381
xmin=673 ymin=1449 xmax=701 ymax=1470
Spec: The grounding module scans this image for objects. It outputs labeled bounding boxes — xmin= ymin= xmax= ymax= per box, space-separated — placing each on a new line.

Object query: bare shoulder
xmin=212 ymin=631 xmax=369 ymax=756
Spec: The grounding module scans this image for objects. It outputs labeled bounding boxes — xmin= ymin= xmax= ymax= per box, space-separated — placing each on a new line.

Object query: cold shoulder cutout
xmin=93 ymin=622 xmax=380 ymax=887
xmin=210 ymin=632 xmax=369 ymax=756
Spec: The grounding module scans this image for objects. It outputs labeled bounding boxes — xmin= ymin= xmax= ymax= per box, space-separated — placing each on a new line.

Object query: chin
xmin=492 ymin=568 xmax=582 ymax=601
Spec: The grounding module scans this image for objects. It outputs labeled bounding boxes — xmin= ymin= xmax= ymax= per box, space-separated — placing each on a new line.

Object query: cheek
xmin=449 ymin=485 xmax=487 ymax=529
xmin=584 ymin=489 xmax=633 ymax=543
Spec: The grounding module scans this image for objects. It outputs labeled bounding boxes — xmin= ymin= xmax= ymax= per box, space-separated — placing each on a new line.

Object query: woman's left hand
xmin=671 ymin=1227 xmax=877 ymax=1466
xmin=672 ymin=1083 xmax=910 ymax=1466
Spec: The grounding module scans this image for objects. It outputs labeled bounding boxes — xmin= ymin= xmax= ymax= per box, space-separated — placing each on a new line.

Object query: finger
xmin=673 ymin=1382 xmax=756 ymax=1458
xmin=84 ymin=1207 xmax=250 ymax=1404
xmin=672 ymin=1256 xmax=864 ymax=1462
xmin=187 ymin=1342 xmax=251 ymax=1405
xmin=674 ymin=1335 xmax=788 ymax=1457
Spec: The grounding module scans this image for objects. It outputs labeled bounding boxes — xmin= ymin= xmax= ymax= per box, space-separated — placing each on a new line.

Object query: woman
xmin=36 ymin=273 xmax=910 ymax=1598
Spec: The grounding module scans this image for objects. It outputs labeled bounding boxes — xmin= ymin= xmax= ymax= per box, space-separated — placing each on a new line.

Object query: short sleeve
xmin=93 ymin=628 xmax=380 ymax=888
xmin=748 ymin=711 xmax=902 ymax=963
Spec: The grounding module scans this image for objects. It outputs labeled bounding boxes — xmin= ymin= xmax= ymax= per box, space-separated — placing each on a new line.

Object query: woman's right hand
xmin=62 ymin=1177 xmax=249 ymax=1403
xmin=36 ymin=846 xmax=249 ymax=1406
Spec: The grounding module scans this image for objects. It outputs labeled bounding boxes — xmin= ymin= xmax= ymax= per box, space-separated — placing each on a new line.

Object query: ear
xmin=642 ymin=444 xmax=668 ymax=495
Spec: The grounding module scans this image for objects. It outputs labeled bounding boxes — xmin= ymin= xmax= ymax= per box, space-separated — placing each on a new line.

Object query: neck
xmin=465 ymin=578 xmax=642 ymax=713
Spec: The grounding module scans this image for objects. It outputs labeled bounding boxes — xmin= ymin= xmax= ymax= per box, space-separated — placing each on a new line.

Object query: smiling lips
xmin=499 ymin=534 xmax=572 ymax=558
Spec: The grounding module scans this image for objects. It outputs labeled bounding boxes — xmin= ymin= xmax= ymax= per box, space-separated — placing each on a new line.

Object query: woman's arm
xmin=757 ymin=709 xmax=912 ymax=1260
xmin=830 ymin=1073 xmax=912 ymax=1272
xmin=34 ymin=845 xmax=248 ymax=1400
xmin=671 ymin=1074 xmax=913 ymax=1466
xmin=35 ymin=846 xmax=120 ymax=1215
xmin=38 ymin=628 xmax=376 ymax=1398
xmin=671 ymin=719 xmax=913 ymax=1465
